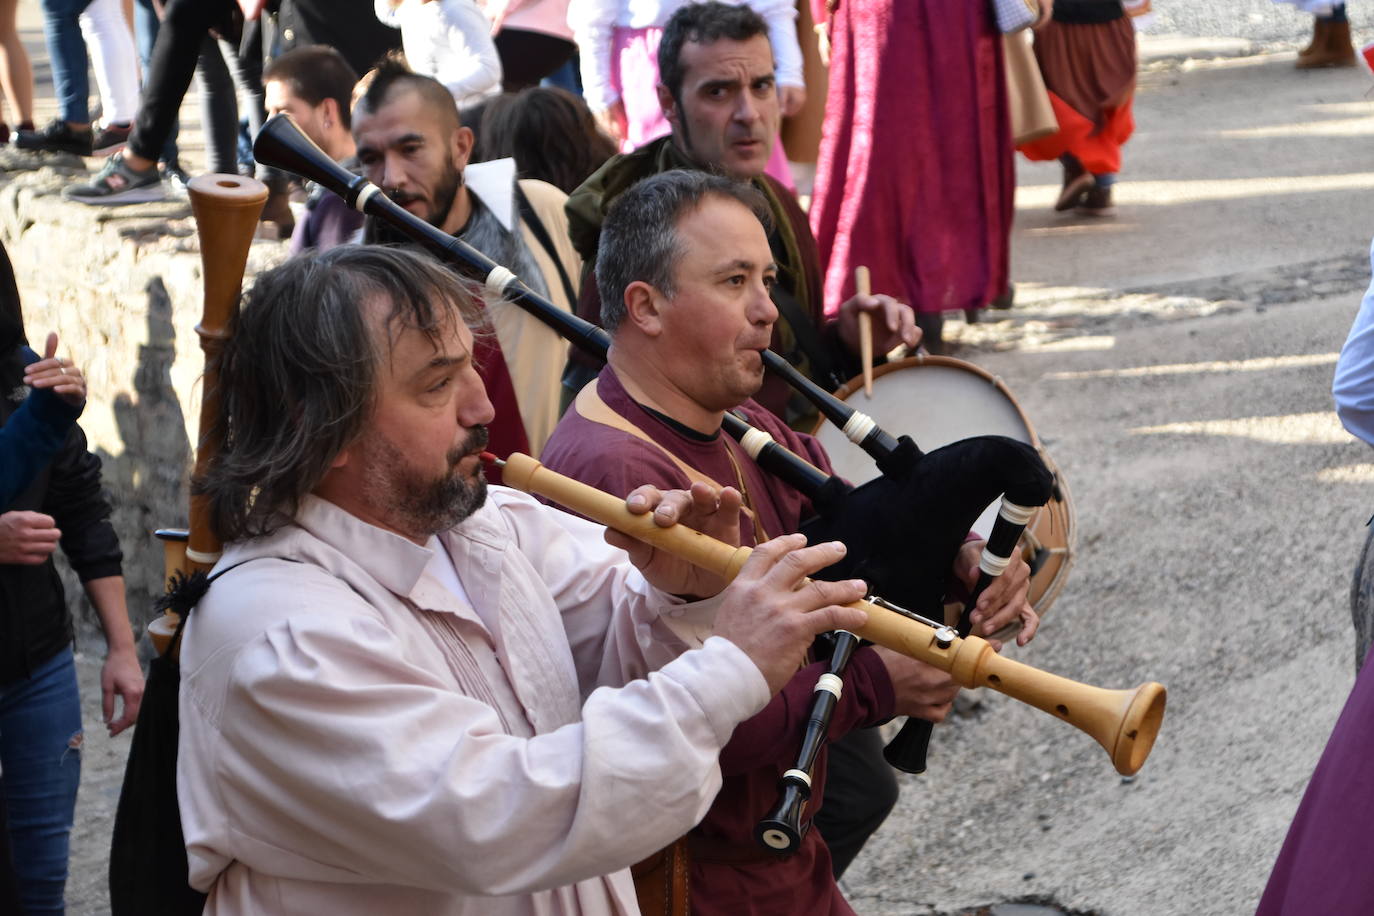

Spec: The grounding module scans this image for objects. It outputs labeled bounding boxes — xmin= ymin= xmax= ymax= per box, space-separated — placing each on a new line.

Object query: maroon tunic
xmin=540 ymin=367 xmax=895 ymax=916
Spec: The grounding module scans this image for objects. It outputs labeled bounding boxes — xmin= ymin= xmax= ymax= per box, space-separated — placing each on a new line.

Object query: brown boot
xmin=1297 ymin=20 xmax=1357 ymax=69
xmin=1299 ymin=18 xmax=1328 ymax=58
xmin=1077 ymin=184 xmax=1116 ymax=218
xmin=1055 ymin=160 xmax=1095 ymax=212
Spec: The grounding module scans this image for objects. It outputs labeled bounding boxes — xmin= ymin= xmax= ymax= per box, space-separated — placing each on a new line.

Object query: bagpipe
xmin=251 ymin=113 xmax=1164 ymax=854
xmin=487 ymin=452 xmax=1165 ymax=843
xmin=146 ymin=175 xmax=269 ymax=651
xmin=112 ymin=174 xmax=268 ymax=916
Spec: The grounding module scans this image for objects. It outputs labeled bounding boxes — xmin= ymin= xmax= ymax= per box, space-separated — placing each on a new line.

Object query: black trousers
xmin=814 ymin=727 xmax=899 ymax=878
xmin=493 ymin=29 xmax=576 ymax=92
xmin=129 ymin=0 xmax=225 ymax=164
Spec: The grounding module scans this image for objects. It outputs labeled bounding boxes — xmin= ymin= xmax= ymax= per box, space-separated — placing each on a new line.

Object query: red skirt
xmin=1019 ymin=16 xmax=1137 ymax=174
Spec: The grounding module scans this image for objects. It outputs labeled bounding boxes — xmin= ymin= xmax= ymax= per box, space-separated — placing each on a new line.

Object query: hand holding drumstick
xmin=835 ymin=269 xmax=919 ymax=396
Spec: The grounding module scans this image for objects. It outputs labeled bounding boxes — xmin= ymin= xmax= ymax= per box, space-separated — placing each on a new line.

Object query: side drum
xmin=812 ymin=355 xmax=1076 ymax=619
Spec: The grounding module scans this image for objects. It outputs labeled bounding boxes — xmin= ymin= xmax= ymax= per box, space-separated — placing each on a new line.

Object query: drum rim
xmin=822 ymin=354 xmax=1077 ymax=626
xmin=820 ymin=354 xmax=1043 ymax=450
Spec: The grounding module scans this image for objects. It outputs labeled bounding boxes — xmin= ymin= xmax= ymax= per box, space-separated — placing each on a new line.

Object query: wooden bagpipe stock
xmin=494 ymin=451 xmax=1166 ymax=768
xmin=147 ymin=175 xmax=268 ymax=655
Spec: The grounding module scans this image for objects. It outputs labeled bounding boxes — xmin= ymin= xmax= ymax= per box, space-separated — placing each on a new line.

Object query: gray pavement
xmin=1153 ymin=0 xmax=1374 ymax=47
xmin=39 ymin=13 xmax=1374 ymax=916
xmin=836 ymin=30 xmax=1374 ymax=916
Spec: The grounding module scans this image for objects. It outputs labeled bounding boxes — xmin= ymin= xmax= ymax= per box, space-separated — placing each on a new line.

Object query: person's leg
xmin=125 ymin=0 xmax=218 ymax=168
xmin=1297 ymin=2 xmax=1355 ymax=68
xmin=39 ymin=0 xmax=93 ymax=126
xmin=1055 ymin=152 xmax=1094 ymax=211
xmin=915 ymin=312 xmax=945 ymax=355
xmin=79 ymin=0 xmax=140 ymax=155
xmin=0 ymin=648 xmax=84 ymax=916
xmin=132 ymin=0 xmax=179 ymax=169
xmin=217 ymin=34 xmax=266 ymax=174
xmin=196 ymin=34 xmax=240 ymax=176
xmin=17 ymin=0 xmax=96 ymax=152
xmin=217 ymin=30 xmax=294 ymax=232
xmin=80 ymin=0 xmax=140 ymax=123
xmin=0 ymin=0 xmax=35 ymax=134
xmin=0 ymin=781 xmax=22 ymax=916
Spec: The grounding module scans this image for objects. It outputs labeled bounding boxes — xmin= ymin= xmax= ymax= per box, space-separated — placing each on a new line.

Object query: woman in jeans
xmin=0 ymin=241 xmax=144 ymax=915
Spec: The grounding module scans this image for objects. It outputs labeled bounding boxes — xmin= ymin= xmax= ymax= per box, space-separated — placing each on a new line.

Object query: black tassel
xmin=154 ymin=569 xmax=212 ymax=619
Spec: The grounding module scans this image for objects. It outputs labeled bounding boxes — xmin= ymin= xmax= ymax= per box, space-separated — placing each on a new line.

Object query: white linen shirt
xmin=178 ymin=488 xmax=769 ymax=915
xmin=567 ymin=0 xmax=803 ymax=112
xmin=1335 ymin=238 xmax=1374 ymax=447
xmin=376 ymin=0 xmax=504 ymax=108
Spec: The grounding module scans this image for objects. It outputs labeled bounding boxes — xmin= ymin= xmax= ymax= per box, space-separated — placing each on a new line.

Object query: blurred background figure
xmin=473 ymin=86 xmax=616 ymax=192
xmin=482 ymin=0 xmax=578 ymax=91
xmin=0 ymin=239 xmax=143 ymax=916
xmin=1279 ymin=0 xmax=1357 ymax=68
xmin=1018 ymin=0 xmax=1138 ymax=218
xmin=568 ymin=0 xmax=802 ymax=189
xmin=809 ymin=0 xmax=1014 ymax=354
xmin=375 ymin=0 xmax=503 ymax=110
xmin=262 ymin=45 xmax=365 ymax=254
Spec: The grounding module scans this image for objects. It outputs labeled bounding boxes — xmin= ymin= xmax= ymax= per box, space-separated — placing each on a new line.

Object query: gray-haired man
xmin=176 ymin=244 xmax=873 ymax=915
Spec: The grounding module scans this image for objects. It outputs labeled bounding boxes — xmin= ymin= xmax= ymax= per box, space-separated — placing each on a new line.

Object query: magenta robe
xmin=810 ymin=0 xmax=1014 ymax=316
xmin=1256 ymin=657 xmax=1374 ymax=913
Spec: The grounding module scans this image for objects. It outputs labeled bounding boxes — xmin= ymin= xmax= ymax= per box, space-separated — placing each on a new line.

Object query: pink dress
xmin=810 ymin=0 xmax=1014 ymax=315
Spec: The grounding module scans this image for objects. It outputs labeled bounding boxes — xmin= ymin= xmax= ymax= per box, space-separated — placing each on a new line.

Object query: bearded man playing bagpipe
xmin=174 ymin=244 xmax=894 ymax=915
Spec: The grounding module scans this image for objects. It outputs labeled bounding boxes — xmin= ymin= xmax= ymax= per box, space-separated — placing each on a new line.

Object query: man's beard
xmin=424 ymin=153 xmax=462 ymax=230
xmin=382 ymin=152 xmax=463 ymax=230
xmin=361 ymin=425 xmax=490 ymax=538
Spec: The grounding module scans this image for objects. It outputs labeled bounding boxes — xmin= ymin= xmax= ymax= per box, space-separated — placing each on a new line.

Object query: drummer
xmin=539 ymin=170 xmax=1039 ymax=915
xmin=562 ymin=0 xmax=918 ymax=429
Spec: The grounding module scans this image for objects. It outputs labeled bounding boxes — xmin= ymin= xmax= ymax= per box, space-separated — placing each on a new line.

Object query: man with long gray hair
xmin=177 ymin=244 xmax=874 ymax=914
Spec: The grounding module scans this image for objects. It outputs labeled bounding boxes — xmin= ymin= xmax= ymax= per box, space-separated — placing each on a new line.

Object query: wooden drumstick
xmin=855 ymin=266 xmax=873 ymax=397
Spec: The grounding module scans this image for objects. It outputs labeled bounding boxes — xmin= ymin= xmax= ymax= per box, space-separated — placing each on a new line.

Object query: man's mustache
xmin=387 ymin=187 xmax=422 ymax=206
xmin=449 ymin=425 xmax=490 ymax=467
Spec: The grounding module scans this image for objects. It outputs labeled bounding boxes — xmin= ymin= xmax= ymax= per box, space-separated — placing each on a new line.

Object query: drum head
xmin=812 ymin=356 xmax=1074 ymax=622
xmin=813 ymin=357 xmax=1036 ymax=536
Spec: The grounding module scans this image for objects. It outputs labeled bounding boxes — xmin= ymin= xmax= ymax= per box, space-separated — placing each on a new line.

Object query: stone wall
xmin=1 ymin=150 xmax=286 ymax=643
